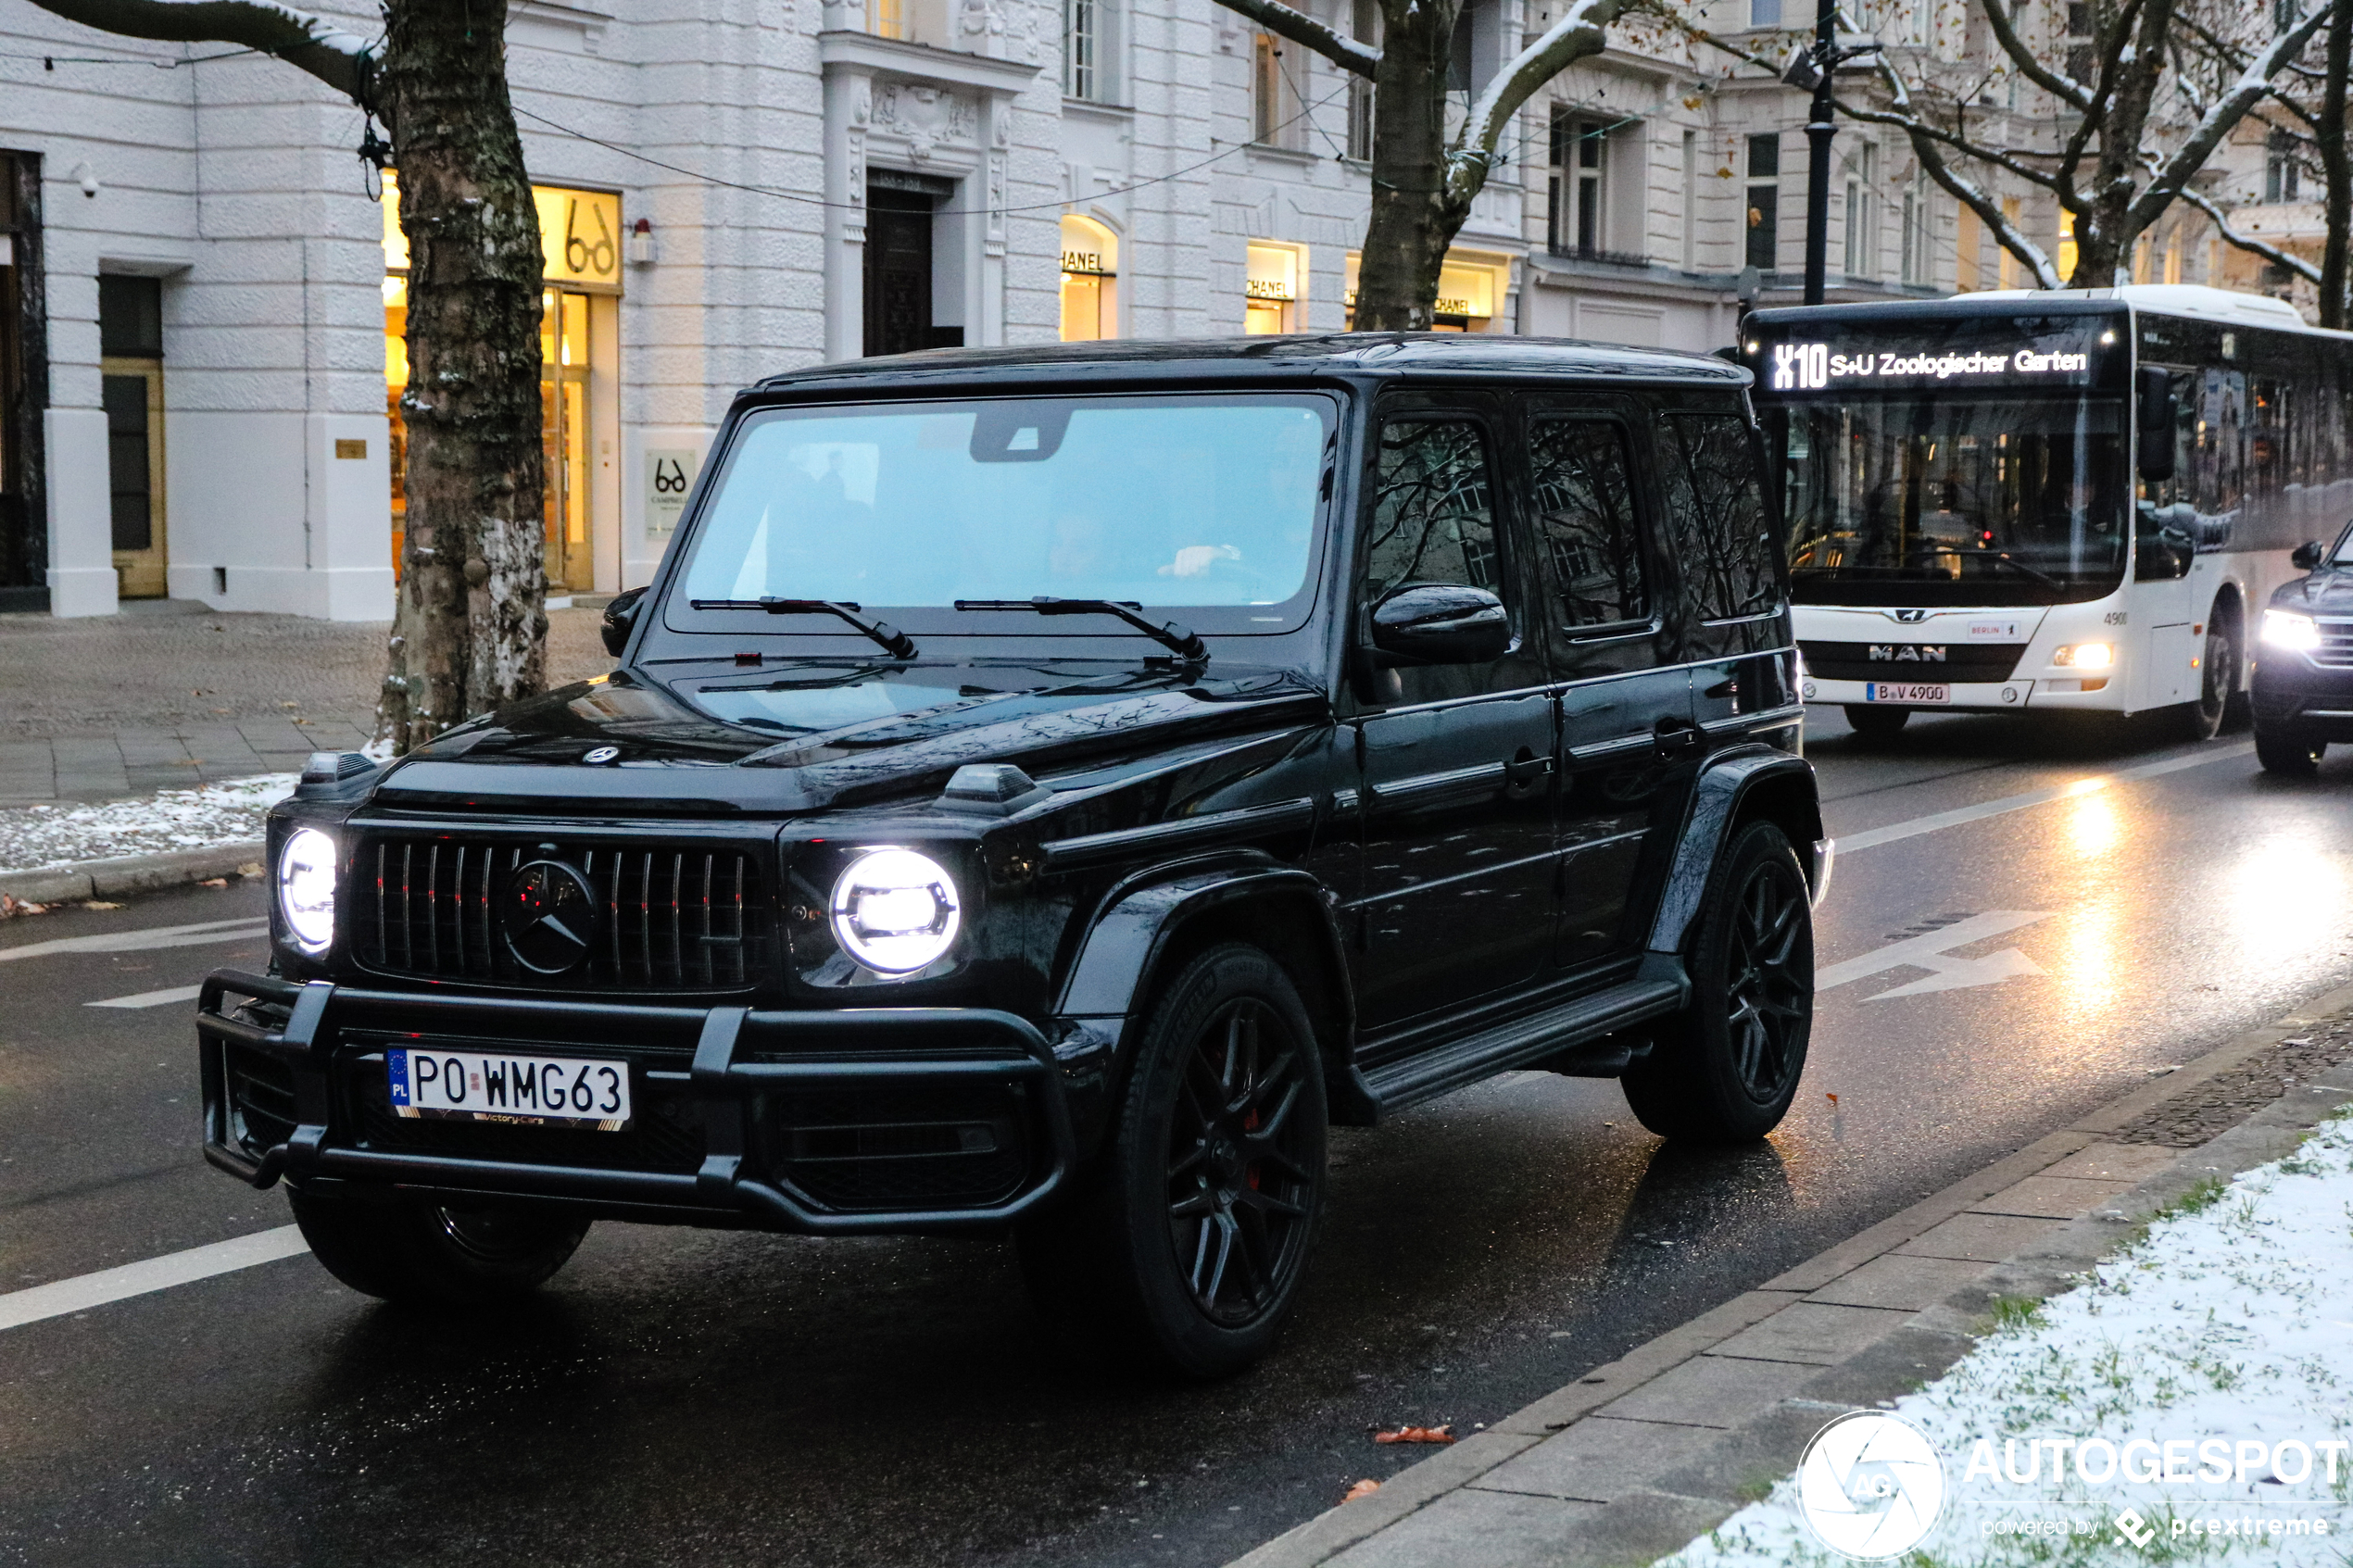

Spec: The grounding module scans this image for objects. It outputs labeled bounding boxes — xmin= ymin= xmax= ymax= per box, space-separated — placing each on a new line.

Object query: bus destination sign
xmin=1763 ymin=338 xmax=2095 ymax=392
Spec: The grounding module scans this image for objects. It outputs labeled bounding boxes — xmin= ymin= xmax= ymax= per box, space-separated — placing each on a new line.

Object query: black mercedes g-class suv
xmin=202 ymin=335 xmax=1827 ymax=1378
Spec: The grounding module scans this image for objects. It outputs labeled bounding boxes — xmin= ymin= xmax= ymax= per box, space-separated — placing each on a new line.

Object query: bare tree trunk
xmin=1353 ymin=0 xmax=1466 ymax=331
xmin=2322 ymin=0 xmax=2352 ymax=328
xmin=377 ymin=0 xmax=547 ymax=750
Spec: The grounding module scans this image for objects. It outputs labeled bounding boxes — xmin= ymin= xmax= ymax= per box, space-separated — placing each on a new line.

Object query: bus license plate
xmin=1865 ymin=682 xmax=1948 ymax=704
xmin=387 ymin=1047 xmax=632 ymax=1131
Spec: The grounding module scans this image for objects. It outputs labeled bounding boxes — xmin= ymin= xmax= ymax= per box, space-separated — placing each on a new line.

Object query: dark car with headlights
xmin=206 ymin=335 xmax=1827 ymax=1377
xmin=2254 ymin=524 xmax=2353 ymax=772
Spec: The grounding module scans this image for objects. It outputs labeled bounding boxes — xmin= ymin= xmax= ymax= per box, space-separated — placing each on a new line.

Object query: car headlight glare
xmin=2053 ymin=642 xmax=2114 ymax=669
xmin=2263 ymin=609 xmax=2322 ymax=652
xmin=276 ymin=826 xmax=338 ymax=954
xmin=829 ymin=847 xmax=961 ymax=974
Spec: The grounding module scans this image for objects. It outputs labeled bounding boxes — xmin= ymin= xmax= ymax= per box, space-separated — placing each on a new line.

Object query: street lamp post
xmin=1780 ymin=5 xmax=1881 ymax=307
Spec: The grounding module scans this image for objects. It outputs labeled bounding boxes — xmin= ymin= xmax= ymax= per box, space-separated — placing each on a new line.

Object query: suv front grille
xmin=352 ymin=836 xmax=773 ymax=991
xmin=2312 ymin=620 xmax=2353 ymax=668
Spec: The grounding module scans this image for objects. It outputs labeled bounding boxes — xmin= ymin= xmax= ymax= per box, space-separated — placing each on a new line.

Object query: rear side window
xmin=1657 ymin=412 xmax=1778 ymax=621
xmin=1529 ymin=420 xmax=1645 ymax=631
xmin=1364 ymin=419 xmax=1503 ymax=598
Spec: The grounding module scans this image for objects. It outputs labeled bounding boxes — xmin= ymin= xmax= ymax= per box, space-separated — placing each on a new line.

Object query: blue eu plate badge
xmin=388 ymin=1047 xmax=412 ymax=1107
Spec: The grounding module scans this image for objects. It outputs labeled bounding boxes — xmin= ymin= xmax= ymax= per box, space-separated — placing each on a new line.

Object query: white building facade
xmin=7 ymin=0 xmax=2221 ymax=621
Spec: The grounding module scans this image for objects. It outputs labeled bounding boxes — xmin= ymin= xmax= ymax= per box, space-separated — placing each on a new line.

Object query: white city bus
xmin=1742 ymin=285 xmax=2353 ymax=737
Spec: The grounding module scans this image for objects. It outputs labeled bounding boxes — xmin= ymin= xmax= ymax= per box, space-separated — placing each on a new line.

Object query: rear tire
xmin=1843 ymin=704 xmax=1909 ymax=738
xmin=1017 ymin=943 xmax=1326 ymax=1380
xmin=1622 ymin=821 xmax=1813 ymax=1143
xmin=2255 ymin=725 xmax=2325 ymax=775
xmin=289 ymin=1184 xmax=588 ymax=1306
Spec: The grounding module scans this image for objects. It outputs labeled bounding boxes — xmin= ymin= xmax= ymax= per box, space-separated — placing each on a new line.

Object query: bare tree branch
xmin=2178 ymin=183 xmax=2324 ymax=282
xmin=2129 ymin=0 xmax=2333 ymax=231
xmin=1453 ymin=0 xmax=1637 ymax=184
xmin=19 ymin=0 xmax=378 ymax=107
xmin=1209 ymin=0 xmax=1381 ymax=78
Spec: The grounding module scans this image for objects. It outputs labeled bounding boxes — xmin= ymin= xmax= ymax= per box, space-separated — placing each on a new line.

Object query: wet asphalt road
xmin=8 ymin=709 xmax=2353 ymax=1567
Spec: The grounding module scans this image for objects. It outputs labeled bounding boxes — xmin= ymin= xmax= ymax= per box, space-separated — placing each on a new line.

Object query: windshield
xmin=1764 ymin=395 xmax=2128 ymax=607
xmin=672 ymin=394 xmax=1333 ymax=633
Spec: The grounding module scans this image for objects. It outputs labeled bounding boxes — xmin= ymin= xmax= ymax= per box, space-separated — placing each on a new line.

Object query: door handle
xmin=1654 ymin=720 xmax=1701 ymax=758
xmin=1504 ymin=746 xmax=1555 ymax=787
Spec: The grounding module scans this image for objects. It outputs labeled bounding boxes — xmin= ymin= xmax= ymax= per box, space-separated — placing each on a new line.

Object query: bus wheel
xmin=2181 ymin=618 xmax=2238 ymax=741
xmin=2256 ymin=726 xmax=2325 ymax=775
xmin=1843 ymin=705 xmax=1909 ymax=739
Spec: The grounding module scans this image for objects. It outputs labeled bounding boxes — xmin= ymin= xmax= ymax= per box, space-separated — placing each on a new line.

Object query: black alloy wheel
xmin=2182 ymin=615 xmax=2238 ymax=741
xmin=290 ymin=1185 xmax=590 ymax=1306
xmin=1017 ymin=943 xmax=1327 ymax=1379
xmin=1843 ymin=704 xmax=1910 ymax=739
xmin=1622 ymin=820 xmax=1814 ymax=1143
xmin=1165 ymin=994 xmax=1319 ymax=1328
xmin=2256 ymin=724 xmax=2326 ymax=775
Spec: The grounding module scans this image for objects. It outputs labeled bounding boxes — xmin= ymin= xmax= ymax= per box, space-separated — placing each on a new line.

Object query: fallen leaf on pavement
xmin=235 ymin=863 xmax=264 ymax=878
xmin=198 ymin=878 xmax=229 ymax=888
xmin=1341 ymin=1479 xmax=1380 ymax=1502
xmin=82 ymin=901 xmax=122 ymax=910
xmin=1373 ymin=1425 xmax=1453 ymax=1445
xmin=1826 ymin=1093 xmax=1838 ymax=1106
xmin=0 ymin=895 xmax=49 ymax=920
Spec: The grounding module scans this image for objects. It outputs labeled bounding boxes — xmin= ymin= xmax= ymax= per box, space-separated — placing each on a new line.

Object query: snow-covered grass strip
xmin=0 ymin=774 xmax=294 ymax=873
xmin=1662 ymin=1110 xmax=2353 ymax=1565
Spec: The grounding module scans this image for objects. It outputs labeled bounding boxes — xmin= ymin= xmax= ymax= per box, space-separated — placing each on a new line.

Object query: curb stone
xmin=0 ymin=840 xmax=268 ymax=906
xmin=1227 ymin=982 xmax=2353 ymax=1568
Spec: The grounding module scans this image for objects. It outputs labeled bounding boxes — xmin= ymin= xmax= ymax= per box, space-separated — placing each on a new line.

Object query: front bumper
xmin=2253 ymin=659 xmax=2353 ymax=740
xmin=1804 ymin=675 xmax=2121 ymax=710
xmin=198 ymin=971 xmax=1076 ymax=1233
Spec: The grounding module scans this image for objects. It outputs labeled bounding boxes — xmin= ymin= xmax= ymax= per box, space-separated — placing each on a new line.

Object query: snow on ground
xmin=0 ymin=774 xmax=295 ymax=873
xmin=1662 ymin=1110 xmax=2353 ymax=1566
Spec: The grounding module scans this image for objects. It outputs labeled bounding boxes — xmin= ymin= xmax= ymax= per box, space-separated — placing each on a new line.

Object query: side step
xmin=1361 ymin=963 xmax=1689 ymax=1115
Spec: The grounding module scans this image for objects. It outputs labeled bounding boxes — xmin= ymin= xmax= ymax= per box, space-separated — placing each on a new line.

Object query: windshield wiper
xmin=690 ymin=598 xmax=918 ymax=659
xmin=953 ymin=597 xmax=1209 ymax=664
xmin=1986 ymin=555 xmax=2064 ymax=592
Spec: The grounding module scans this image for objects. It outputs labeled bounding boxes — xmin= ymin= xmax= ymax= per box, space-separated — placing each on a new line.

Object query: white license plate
xmin=1864 ymin=682 xmax=1949 ymax=704
xmin=388 ymin=1048 xmax=633 ymax=1130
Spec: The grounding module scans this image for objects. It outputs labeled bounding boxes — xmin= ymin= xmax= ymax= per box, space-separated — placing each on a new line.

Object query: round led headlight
xmin=829 ymin=847 xmax=962 ymax=975
xmin=276 ymin=826 xmax=339 ymax=955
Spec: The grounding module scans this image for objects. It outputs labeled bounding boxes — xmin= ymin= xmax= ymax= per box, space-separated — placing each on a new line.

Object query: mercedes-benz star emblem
xmin=504 ymin=860 xmax=602 ymax=973
xmin=583 ymin=745 xmax=621 ymax=764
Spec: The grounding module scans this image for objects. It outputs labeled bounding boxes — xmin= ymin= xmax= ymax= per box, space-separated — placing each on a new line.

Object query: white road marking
xmin=1817 ymin=909 xmax=2056 ymax=1001
xmin=0 ymin=917 xmax=268 ymax=962
xmin=0 ymin=1225 xmax=310 ymax=1334
xmin=1835 ymin=743 xmax=2255 ymax=856
xmin=86 ymin=984 xmax=206 ymax=1010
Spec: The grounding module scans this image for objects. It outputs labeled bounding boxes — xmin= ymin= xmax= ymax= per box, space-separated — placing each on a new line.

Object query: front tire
xmin=2255 ymin=724 xmax=2325 ymax=775
xmin=1622 ymin=821 xmax=1814 ymax=1143
xmin=289 ymin=1185 xmax=589 ymax=1306
xmin=1018 ymin=943 xmax=1327 ymax=1379
xmin=1843 ymin=704 xmax=1909 ymax=739
xmin=2180 ymin=615 xmax=2238 ymax=741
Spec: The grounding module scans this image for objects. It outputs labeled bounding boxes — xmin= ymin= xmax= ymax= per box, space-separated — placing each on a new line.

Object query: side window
xmin=1658 ymin=411 xmax=1778 ymax=621
xmin=1529 ymin=420 xmax=1645 ymax=630
xmin=1364 ymin=419 xmax=1503 ymax=600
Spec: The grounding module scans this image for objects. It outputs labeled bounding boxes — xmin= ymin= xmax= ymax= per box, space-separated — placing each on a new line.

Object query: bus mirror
xmin=2136 ymin=366 xmax=2176 ymax=483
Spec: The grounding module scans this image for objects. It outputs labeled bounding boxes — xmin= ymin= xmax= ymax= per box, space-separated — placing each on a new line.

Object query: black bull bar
xmin=197 ymin=971 xmax=1077 ymax=1232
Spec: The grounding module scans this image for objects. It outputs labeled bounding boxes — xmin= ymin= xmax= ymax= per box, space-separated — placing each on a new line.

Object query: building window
xmin=1547 ymin=111 xmax=1608 ymax=257
xmin=1065 ymin=0 xmax=1098 ymax=99
xmin=1750 ymin=0 xmax=1780 ymax=25
xmin=872 ymin=0 xmax=908 ymax=40
xmin=1745 ymin=132 xmax=1779 ymax=273
xmin=1347 ymin=0 xmax=1378 ymax=160
xmin=1843 ymin=142 xmax=1876 ymax=279
xmin=2267 ymin=130 xmax=2301 ymax=203
xmin=1060 ymin=214 xmax=1118 ymax=340
xmin=1252 ymin=35 xmax=1302 ymax=149
xmin=1245 ymin=243 xmax=1300 ymax=332
xmin=2056 ymin=208 xmax=2077 ymax=282
xmin=1680 ymin=129 xmax=1698 ymax=270
xmin=1900 ymin=173 xmax=1933 ymax=285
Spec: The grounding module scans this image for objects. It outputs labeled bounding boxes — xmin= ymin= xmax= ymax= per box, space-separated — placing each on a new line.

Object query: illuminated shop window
xmin=1343 ymin=250 xmax=1505 ymax=331
xmin=1060 ymin=214 xmax=1119 ymax=341
xmin=1245 ymin=243 xmax=1301 ymax=333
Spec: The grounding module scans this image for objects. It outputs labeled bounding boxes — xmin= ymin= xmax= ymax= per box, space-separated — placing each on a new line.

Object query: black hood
xmin=366 ymin=662 xmax=1329 ymax=815
xmin=2274 ymin=568 xmax=2353 ymax=614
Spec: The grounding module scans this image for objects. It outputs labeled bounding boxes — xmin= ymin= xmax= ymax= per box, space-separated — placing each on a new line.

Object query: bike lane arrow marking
xmin=1816 ymin=909 xmax=2054 ymax=1002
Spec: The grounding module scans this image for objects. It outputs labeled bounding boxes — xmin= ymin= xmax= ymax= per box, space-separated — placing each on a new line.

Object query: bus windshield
xmin=1765 ymin=395 xmax=2128 ymax=607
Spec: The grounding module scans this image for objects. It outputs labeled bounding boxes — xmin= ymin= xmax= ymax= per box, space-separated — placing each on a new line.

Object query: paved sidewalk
xmin=0 ymin=599 xmax=611 ymax=805
xmin=1230 ymin=991 xmax=2353 ymax=1568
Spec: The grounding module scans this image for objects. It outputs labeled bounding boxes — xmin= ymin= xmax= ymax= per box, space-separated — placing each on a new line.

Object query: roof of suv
xmin=750 ymin=333 xmax=1750 ymax=392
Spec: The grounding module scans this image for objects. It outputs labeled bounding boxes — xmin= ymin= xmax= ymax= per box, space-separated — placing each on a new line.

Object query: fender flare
xmin=1645 ymin=747 xmax=1823 ymax=957
xmin=1052 ymin=861 xmax=1371 ymax=1122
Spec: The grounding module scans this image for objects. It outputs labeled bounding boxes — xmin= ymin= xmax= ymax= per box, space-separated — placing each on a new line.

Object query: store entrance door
xmin=541 ymin=287 xmax=594 ymax=592
xmin=99 ymin=277 xmax=166 ymax=599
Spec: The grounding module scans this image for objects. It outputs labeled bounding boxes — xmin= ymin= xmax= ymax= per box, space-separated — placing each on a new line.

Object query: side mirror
xmin=1367 ymin=583 xmax=1511 ymax=665
xmin=2292 ymin=540 xmax=2326 ymax=572
xmin=2136 ymin=365 xmax=2177 ymax=483
xmin=601 ymin=585 xmax=648 ymax=658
